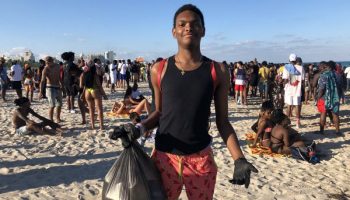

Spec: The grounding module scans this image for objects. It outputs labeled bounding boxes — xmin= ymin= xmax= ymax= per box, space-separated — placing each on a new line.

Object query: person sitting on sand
xmin=111 ymin=86 xmax=151 ymax=115
xmin=269 ymin=109 xmax=311 ymax=155
xmin=12 ymin=97 xmax=62 ymax=136
xmin=251 ymin=100 xmax=274 ymax=148
xmin=130 ymin=82 xmax=145 ymax=103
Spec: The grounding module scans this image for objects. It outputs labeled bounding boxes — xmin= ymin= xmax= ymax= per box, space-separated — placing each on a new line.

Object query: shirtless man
xmin=39 ymin=56 xmax=63 ymax=123
xmin=12 ymin=97 xmax=62 ymax=135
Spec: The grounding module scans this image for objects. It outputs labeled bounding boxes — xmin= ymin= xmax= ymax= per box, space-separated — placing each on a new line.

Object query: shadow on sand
xmin=0 ymin=151 xmax=121 ymax=193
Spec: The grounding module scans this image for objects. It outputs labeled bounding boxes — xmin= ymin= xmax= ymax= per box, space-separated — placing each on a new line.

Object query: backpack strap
xmin=157 ymin=59 xmax=167 ymax=91
xmin=211 ymin=61 xmax=218 ymax=93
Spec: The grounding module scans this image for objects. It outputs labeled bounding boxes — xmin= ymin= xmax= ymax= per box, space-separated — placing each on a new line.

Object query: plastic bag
xmin=102 ymin=124 xmax=166 ymax=200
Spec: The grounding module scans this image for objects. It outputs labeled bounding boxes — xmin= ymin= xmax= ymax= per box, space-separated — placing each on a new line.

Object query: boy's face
xmin=172 ymin=10 xmax=205 ymax=48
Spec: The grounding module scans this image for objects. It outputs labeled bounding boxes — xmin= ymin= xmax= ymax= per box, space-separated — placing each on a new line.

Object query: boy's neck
xmin=176 ymin=48 xmax=202 ymax=63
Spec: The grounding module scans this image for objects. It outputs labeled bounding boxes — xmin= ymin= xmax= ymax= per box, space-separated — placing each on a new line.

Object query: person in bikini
xmin=39 ymin=56 xmax=63 ymax=123
xmin=82 ymin=59 xmax=107 ymax=130
xmin=23 ymin=63 xmax=35 ymax=102
xmin=111 ymin=85 xmax=151 ymax=115
xmin=269 ymin=109 xmax=308 ymax=155
xmin=251 ymin=100 xmax=274 ymax=148
xmin=131 ymin=4 xmax=257 ymax=199
xmin=12 ymin=97 xmax=62 ymax=136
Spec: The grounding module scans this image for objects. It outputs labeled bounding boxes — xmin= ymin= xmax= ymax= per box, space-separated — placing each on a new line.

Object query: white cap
xmin=289 ymin=53 xmax=297 ymax=62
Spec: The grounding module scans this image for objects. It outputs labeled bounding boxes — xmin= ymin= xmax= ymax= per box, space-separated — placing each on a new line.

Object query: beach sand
xmin=0 ymin=83 xmax=349 ymax=200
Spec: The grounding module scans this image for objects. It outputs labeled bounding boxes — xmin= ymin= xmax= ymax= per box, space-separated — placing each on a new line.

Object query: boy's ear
xmin=172 ymin=28 xmax=176 ymax=38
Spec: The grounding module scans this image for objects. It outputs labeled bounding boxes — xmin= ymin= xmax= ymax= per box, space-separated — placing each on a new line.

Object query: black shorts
xmin=12 ymin=81 xmax=22 ymax=90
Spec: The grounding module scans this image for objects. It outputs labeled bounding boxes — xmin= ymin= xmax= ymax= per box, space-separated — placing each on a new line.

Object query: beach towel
xmin=245 ymin=133 xmax=287 ymax=158
xmin=106 ymin=112 xmax=129 ymax=119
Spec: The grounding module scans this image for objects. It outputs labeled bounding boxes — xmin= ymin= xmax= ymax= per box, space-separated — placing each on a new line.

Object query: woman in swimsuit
xmin=82 ymin=60 xmax=107 ymax=130
xmin=252 ymin=100 xmax=274 ymax=148
xmin=270 ymin=109 xmax=306 ymax=154
xmin=23 ymin=64 xmax=35 ymax=102
xmin=111 ymin=86 xmax=151 ymax=115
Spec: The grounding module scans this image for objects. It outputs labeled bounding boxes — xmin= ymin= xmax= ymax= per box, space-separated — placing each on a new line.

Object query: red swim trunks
xmin=151 ymin=146 xmax=217 ymax=200
xmin=317 ymin=98 xmax=326 ymax=113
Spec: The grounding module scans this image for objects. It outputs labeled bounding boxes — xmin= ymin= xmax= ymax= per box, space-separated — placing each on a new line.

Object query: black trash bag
xmin=102 ymin=124 xmax=167 ymax=200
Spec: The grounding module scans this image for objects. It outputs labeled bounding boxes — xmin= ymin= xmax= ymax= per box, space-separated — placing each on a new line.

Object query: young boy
xmin=135 ymin=4 xmax=257 ymax=199
xmin=12 ymin=97 xmax=62 ymax=136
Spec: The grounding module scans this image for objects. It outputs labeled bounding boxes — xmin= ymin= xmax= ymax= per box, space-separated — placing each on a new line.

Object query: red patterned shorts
xmin=151 ymin=146 xmax=217 ymax=200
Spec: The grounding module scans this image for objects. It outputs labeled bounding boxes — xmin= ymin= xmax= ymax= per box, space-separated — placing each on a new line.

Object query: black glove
xmin=109 ymin=126 xmax=127 ymax=140
xmin=123 ymin=123 xmax=141 ymax=141
xmin=110 ymin=123 xmax=141 ymax=148
xmin=229 ymin=158 xmax=258 ymax=188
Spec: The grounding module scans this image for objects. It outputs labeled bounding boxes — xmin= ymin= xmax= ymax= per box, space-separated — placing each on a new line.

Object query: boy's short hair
xmin=173 ymin=4 xmax=205 ymax=29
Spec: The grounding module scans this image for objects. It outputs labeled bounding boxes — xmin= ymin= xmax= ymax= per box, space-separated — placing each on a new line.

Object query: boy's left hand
xmin=229 ymin=158 xmax=258 ymax=188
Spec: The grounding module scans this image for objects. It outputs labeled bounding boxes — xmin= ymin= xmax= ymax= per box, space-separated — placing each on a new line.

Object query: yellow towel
xmin=245 ymin=133 xmax=287 ymax=158
xmin=106 ymin=112 xmax=129 ymax=119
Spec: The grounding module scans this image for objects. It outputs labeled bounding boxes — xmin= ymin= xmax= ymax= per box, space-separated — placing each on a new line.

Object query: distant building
xmin=104 ymin=51 xmax=115 ymax=62
xmin=23 ymin=50 xmax=35 ymax=62
xmin=87 ymin=54 xmax=106 ymax=63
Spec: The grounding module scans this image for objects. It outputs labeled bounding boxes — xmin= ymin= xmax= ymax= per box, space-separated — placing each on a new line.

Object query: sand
xmin=0 ymin=83 xmax=349 ymax=200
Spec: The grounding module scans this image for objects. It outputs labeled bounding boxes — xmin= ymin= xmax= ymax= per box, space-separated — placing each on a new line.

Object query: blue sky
xmin=1 ymin=0 xmax=349 ymax=62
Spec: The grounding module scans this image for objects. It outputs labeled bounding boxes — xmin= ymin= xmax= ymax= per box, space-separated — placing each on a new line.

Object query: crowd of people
xmin=0 ymin=4 xmax=349 ymax=199
xmin=0 ymin=52 xmax=348 ymax=137
xmin=0 ymin=53 xmax=153 ymax=132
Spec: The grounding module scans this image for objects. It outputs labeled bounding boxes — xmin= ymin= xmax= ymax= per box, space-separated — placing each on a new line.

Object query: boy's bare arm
xmin=214 ymin=62 xmax=244 ymax=160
